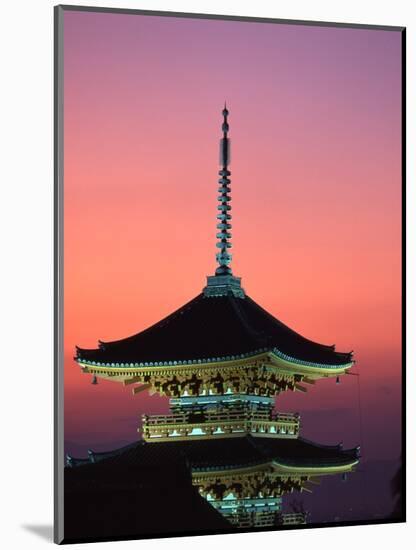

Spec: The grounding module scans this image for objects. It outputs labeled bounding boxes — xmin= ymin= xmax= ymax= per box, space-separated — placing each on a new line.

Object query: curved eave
xmin=270 ymin=458 xmax=359 ymax=475
xmin=192 ymin=457 xmax=359 ymax=477
xmin=269 ymin=350 xmax=353 ymax=377
xmin=76 ymin=348 xmax=353 ymax=378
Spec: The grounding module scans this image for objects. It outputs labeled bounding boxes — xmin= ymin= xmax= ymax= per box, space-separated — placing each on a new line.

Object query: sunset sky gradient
xmin=63 ymin=9 xmax=402 ymax=496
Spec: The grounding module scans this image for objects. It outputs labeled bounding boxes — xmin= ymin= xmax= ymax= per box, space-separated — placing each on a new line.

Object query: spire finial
xmin=203 ymin=104 xmax=245 ymax=298
xmin=216 ymin=104 xmax=232 ymax=276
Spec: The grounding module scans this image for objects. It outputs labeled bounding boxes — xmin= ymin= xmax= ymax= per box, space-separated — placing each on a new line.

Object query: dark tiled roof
xmin=67 ymin=436 xmax=359 ymax=471
xmin=76 ymin=293 xmax=352 ymax=366
xmin=64 ymin=444 xmax=229 ymax=542
xmin=64 ymin=436 xmax=358 ymax=541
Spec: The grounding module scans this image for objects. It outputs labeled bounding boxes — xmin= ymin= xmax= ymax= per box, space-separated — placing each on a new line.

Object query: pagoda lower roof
xmin=66 ymin=435 xmax=359 ymax=471
xmin=64 ymin=441 xmax=230 ymax=542
xmin=76 ymin=293 xmax=352 ymax=368
xmin=64 ymin=436 xmax=358 ymax=541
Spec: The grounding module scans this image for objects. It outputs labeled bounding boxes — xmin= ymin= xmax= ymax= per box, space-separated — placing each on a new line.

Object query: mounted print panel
xmin=54 ymin=5 xmax=405 ymax=544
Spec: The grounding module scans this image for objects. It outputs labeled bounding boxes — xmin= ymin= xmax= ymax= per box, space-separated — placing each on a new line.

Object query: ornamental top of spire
xmin=222 ymin=103 xmax=229 ymax=133
xmin=203 ymin=104 xmax=245 ymax=298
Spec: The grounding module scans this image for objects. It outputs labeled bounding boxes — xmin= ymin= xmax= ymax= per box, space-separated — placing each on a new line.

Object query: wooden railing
xmin=143 ymin=408 xmax=299 ymax=425
xmin=141 ymin=407 xmax=300 ymax=442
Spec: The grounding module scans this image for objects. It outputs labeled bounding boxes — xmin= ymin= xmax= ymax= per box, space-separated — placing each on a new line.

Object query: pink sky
xmin=63 ymin=11 xmax=402 ymax=464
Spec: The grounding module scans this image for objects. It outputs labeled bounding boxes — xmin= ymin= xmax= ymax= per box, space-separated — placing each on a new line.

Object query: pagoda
xmin=71 ymin=106 xmax=359 ymax=534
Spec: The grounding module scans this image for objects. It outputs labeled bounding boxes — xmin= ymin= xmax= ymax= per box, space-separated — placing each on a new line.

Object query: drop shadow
xmin=22 ymin=524 xmax=53 ymax=542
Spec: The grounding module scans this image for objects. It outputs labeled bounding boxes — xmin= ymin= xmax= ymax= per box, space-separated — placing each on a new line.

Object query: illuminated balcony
xmin=141 ymin=407 xmax=300 ymax=442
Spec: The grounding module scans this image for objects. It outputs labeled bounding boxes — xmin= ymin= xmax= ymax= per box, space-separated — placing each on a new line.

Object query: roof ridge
xmin=228 ymin=295 xmax=269 ymax=347
xmin=244 ymin=295 xmax=344 ymax=353
xmin=297 ymin=436 xmax=359 ymax=455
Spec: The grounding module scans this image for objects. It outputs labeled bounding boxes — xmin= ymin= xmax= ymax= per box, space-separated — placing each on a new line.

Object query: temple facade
xmin=71 ymin=106 xmax=358 ymax=531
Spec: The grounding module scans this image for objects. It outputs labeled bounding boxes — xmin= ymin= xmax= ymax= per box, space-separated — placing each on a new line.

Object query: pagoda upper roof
xmin=76 ymin=293 xmax=352 ymax=368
